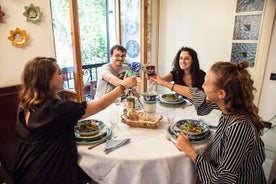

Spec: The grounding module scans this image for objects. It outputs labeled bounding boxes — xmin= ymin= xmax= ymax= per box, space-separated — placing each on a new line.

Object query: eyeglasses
xmin=114 ymin=54 xmax=126 ymax=58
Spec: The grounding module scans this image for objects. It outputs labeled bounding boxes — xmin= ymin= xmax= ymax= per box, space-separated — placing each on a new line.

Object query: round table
xmin=77 ymin=102 xmax=219 ymax=184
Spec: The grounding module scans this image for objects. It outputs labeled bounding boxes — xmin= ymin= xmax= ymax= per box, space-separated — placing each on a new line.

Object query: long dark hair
xmin=172 ymin=47 xmax=201 ymax=86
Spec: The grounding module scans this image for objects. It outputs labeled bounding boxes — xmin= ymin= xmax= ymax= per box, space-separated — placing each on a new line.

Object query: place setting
xmin=157 ymin=93 xmax=190 ymax=108
xmin=166 ymin=119 xmax=212 ymax=144
xmin=74 ymin=116 xmax=132 ymax=154
xmin=74 ymin=119 xmax=112 ymax=145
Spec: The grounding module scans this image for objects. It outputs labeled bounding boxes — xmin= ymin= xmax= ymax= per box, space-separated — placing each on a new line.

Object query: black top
xmin=170 ymin=69 xmax=206 ymax=90
xmin=13 ymin=99 xmax=91 ymax=184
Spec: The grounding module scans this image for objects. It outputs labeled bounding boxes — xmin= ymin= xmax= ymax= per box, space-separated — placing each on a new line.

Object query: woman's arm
xmin=82 ymin=76 xmax=137 ymax=119
xmin=161 ymin=72 xmax=173 ymax=82
xmin=150 ymin=75 xmax=193 ymax=99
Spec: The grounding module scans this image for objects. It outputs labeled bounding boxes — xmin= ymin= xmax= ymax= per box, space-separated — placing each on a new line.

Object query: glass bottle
xmin=126 ymin=89 xmax=135 ymax=110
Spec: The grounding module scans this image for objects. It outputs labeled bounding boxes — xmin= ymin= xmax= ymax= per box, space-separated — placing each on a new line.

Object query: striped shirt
xmin=190 ymin=88 xmax=267 ymax=184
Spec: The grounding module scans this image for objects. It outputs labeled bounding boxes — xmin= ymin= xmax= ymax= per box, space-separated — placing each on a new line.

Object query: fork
xmin=166 ymin=135 xmax=181 ymax=151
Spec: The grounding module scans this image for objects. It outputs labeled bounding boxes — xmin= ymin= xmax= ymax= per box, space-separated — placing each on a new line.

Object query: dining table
xmin=77 ymin=98 xmax=221 ymax=184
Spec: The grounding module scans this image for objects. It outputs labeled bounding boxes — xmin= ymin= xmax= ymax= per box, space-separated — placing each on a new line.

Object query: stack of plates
xmin=74 ymin=119 xmax=112 ymax=145
xmin=158 ymin=93 xmax=186 ymax=107
xmin=167 ymin=119 xmax=211 ymax=144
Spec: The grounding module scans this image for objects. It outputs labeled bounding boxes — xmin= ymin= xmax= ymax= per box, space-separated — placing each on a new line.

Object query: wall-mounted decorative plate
xmin=23 ymin=3 xmax=42 ymax=23
xmin=0 ymin=5 xmax=5 ymax=23
xmin=126 ymin=40 xmax=140 ymax=58
xmin=8 ymin=28 xmax=30 ymax=48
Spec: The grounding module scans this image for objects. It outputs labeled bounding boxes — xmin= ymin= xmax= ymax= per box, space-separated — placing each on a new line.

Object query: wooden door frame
xmin=67 ymin=0 xmax=149 ymax=101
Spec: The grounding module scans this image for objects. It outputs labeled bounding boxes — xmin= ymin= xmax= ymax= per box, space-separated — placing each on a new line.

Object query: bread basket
xmin=121 ymin=112 xmax=163 ymax=129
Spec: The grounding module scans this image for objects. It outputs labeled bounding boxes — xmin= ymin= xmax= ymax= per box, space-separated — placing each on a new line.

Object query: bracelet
xmin=118 ymin=84 xmax=126 ymax=93
xmin=171 ymin=83 xmax=175 ymax=91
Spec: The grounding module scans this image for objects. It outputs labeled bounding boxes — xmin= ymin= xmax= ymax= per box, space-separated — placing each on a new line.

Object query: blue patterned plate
xmin=75 ymin=127 xmax=112 ymax=145
xmin=75 ymin=119 xmax=103 ymax=136
xmin=173 ymin=119 xmax=209 ymax=136
xmin=159 ymin=94 xmax=185 ymax=105
xmin=166 ymin=126 xmax=211 ymax=144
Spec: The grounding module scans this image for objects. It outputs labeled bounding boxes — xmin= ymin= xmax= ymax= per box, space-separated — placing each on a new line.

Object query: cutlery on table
xmin=166 ymin=135 xmax=181 ymax=151
xmin=88 ymin=136 xmax=117 ymax=150
xmin=104 ymin=138 xmax=131 ymax=154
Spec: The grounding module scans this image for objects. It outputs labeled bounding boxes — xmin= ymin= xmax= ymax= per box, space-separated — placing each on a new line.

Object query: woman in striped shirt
xmin=150 ymin=60 xmax=266 ymax=183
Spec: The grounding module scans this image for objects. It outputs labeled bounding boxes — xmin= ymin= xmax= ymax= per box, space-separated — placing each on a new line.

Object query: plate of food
xmin=170 ymin=122 xmax=210 ymax=140
xmin=173 ymin=119 xmax=209 ymax=136
xmin=75 ymin=119 xmax=103 ymax=136
xmin=75 ymin=125 xmax=109 ymax=142
xmin=75 ymin=127 xmax=112 ymax=145
xmin=166 ymin=126 xmax=211 ymax=144
xmin=159 ymin=93 xmax=185 ymax=105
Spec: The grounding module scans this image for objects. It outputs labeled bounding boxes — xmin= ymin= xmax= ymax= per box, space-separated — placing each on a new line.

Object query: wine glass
xmin=109 ymin=111 xmax=119 ymax=129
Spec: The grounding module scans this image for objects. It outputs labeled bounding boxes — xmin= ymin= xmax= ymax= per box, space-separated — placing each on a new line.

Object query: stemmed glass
xmin=109 ymin=111 xmax=119 ymax=129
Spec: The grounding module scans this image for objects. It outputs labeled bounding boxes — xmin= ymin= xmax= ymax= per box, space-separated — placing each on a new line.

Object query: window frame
xmin=61 ymin=0 xmax=148 ymax=102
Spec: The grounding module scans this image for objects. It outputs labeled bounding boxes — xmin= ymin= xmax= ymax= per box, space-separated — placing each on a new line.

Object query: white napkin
xmin=104 ymin=138 xmax=131 ymax=154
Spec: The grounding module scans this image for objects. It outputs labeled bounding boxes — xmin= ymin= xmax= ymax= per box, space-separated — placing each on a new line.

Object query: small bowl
xmin=75 ymin=119 xmax=101 ymax=136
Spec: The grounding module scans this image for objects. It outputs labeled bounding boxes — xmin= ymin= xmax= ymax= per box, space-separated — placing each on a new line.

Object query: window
xmin=50 ymin=0 xmax=148 ymax=102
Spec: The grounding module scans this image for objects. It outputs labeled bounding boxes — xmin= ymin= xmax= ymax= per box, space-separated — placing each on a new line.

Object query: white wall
xmin=259 ymin=18 xmax=276 ymax=122
xmin=156 ymin=0 xmax=276 ymax=120
xmin=157 ymin=0 xmax=236 ymax=75
xmin=0 ymin=0 xmax=55 ymax=87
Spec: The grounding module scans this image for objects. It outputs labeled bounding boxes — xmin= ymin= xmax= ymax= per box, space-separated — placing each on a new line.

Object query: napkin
xmin=104 ymin=138 xmax=131 ymax=154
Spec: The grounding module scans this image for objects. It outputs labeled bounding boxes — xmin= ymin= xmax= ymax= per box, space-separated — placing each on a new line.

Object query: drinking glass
xmin=145 ymin=65 xmax=156 ymax=76
xmin=109 ymin=111 xmax=119 ymax=129
xmin=166 ymin=109 xmax=176 ymax=125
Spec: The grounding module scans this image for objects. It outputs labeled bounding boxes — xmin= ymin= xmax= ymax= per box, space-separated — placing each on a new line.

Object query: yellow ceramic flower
xmin=23 ymin=3 xmax=42 ymax=23
xmin=8 ymin=28 xmax=30 ymax=48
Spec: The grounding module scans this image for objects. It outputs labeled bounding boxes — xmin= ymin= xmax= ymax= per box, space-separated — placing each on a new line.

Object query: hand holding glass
xmin=145 ymin=65 xmax=156 ymax=76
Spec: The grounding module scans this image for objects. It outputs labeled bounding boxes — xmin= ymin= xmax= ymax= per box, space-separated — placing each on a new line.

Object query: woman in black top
xmin=158 ymin=47 xmax=205 ymax=91
xmin=13 ymin=57 xmax=137 ymax=184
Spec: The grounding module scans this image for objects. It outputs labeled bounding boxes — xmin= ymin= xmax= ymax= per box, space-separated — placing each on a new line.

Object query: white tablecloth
xmin=77 ymin=102 xmax=220 ymax=184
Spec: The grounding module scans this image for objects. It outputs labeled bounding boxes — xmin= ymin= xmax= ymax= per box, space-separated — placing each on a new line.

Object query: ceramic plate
xmin=75 ymin=119 xmax=103 ymax=136
xmin=158 ymin=98 xmax=186 ymax=108
xmin=75 ymin=126 xmax=109 ymax=142
xmin=170 ymin=123 xmax=210 ymax=141
xmin=75 ymin=127 xmax=112 ymax=145
xmin=166 ymin=126 xmax=211 ymax=144
xmin=159 ymin=94 xmax=185 ymax=105
xmin=173 ymin=119 xmax=209 ymax=136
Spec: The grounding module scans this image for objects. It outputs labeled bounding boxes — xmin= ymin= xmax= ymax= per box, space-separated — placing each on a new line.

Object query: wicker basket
xmin=121 ymin=113 xmax=163 ymax=129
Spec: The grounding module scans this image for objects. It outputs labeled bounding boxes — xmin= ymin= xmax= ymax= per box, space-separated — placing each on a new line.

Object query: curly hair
xmin=210 ymin=60 xmax=264 ymax=134
xmin=18 ymin=57 xmax=57 ymax=111
xmin=172 ymin=47 xmax=201 ymax=86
